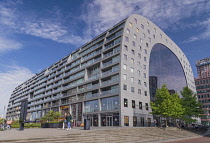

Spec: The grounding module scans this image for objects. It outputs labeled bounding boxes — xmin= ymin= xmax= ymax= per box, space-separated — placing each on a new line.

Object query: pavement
xmin=0 ymin=127 xmax=209 ymax=143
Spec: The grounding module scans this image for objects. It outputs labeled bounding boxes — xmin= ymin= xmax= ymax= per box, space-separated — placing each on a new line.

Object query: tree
xmin=150 ymin=84 xmax=184 ymax=127
xmin=54 ymin=112 xmax=62 ymax=122
xmin=181 ymin=86 xmax=203 ymax=124
xmin=40 ymin=110 xmax=61 ymax=122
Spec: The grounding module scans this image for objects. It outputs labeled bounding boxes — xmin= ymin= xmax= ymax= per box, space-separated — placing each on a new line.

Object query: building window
xmin=132 ymin=100 xmax=135 ymax=108
xmin=138 ymin=70 xmax=141 ymax=76
xmin=145 ymin=91 xmax=147 ymax=96
xmin=144 ymin=73 xmax=146 ymax=78
xmin=144 ymin=65 xmax=146 ymax=70
xmin=138 ymin=53 xmax=141 ymax=59
xmin=139 ymin=102 xmax=142 ymax=109
xmin=124 ymin=45 xmax=128 ymax=51
xmin=134 ymin=34 xmax=137 ymax=39
xmin=145 ymin=103 xmax=149 ymax=110
xmin=123 ymin=64 xmax=127 ymax=70
xmin=146 ymin=43 xmax=149 ymax=47
xmin=131 ymin=49 xmax=135 ymax=55
xmin=123 ymin=74 xmax=127 ymax=80
xmin=132 ymin=41 xmax=136 ymax=47
xmin=125 ymin=36 xmax=129 ymax=42
xmin=123 ymin=84 xmax=127 ymax=90
xmin=144 ymin=49 xmax=147 ymax=54
xmin=141 ymin=24 xmax=144 ymax=29
xmin=160 ymin=34 xmax=162 ymax=38
xmin=131 ymin=67 xmax=134 ymax=73
xmin=154 ymin=28 xmax=156 ymax=32
xmin=124 ymin=98 xmax=128 ymax=107
xmin=129 ymin=22 xmax=133 ymax=28
xmin=147 ymin=22 xmax=149 ymax=25
xmin=138 ymin=80 xmax=141 ymax=85
xmin=127 ymin=29 xmax=130 ymax=34
xmin=149 ymin=38 xmax=151 ymax=42
xmin=137 ymin=61 xmax=140 ymax=66
xmin=131 ymin=77 xmax=134 ymax=83
xmin=139 ymin=45 xmax=142 ymax=51
xmin=140 ymin=38 xmax=143 ymax=43
xmin=153 ymin=34 xmax=155 ymax=39
xmin=131 ymin=87 xmax=135 ymax=93
xmin=131 ymin=58 xmax=134 ymax=64
xmin=147 ymin=29 xmax=150 ymax=34
xmin=144 ymin=57 xmax=147 ymax=62
xmin=134 ymin=18 xmax=137 ymax=24
xmin=144 ymin=82 xmax=147 ymax=87
xmin=138 ymin=89 xmax=141 ymax=94
xmin=124 ymin=54 xmax=127 ymax=60
xmin=136 ymin=28 xmax=139 ymax=32
xmin=143 ymin=33 xmax=146 ymax=38
xmin=124 ymin=116 xmax=129 ymax=126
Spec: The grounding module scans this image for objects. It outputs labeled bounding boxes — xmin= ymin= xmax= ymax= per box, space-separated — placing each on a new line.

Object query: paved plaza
xmin=0 ymin=127 xmax=209 ymax=143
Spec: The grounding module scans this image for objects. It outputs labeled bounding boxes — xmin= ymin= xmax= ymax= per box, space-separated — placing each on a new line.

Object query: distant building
xmin=149 ymin=76 xmax=158 ymax=102
xmin=195 ymin=57 xmax=210 ymax=126
xmin=6 ymin=14 xmax=195 ymax=127
xmin=168 ymin=90 xmax=176 ymax=95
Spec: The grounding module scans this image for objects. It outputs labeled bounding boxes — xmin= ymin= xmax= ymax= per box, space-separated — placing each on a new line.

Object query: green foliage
xmin=0 ymin=118 xmax=4 ymax=124
xmin=150 ymin=85 xmax=184 ymax=126
xmin=181 ymin=86 xmax=203 ymax=123
xmin=151 ymin=85 xmax=203 ymax=126
xmin=40 ymin=110 xmax=62 ymax=122
xmin=11 ymin=123 xmax=41 ymax=128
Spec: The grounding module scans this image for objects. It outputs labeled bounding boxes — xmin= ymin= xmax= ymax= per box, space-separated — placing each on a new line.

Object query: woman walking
xmin=66 ymin=112 xmax=72 ymax=130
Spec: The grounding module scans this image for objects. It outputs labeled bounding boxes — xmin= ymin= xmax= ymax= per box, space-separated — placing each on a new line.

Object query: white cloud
xmin=0 ymin=0 xmax=90 ymax=46
xmin=83 ymin=0 xmax=210 ymax=41
xmin=0 ymin=66 xmax=34 ymax=117
xmin=0 ymin=36 xmax=22 ymax=54
xmin=184 ymin=18 xmax=210 ymax=43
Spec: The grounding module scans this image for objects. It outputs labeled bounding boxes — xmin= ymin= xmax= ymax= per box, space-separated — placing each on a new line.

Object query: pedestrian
xmin=66 ymin=112 xmax=72 ymax=130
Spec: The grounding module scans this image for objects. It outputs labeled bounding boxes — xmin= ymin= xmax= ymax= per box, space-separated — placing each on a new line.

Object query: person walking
xmin=66 ymin=112 xmax=72 ymax=130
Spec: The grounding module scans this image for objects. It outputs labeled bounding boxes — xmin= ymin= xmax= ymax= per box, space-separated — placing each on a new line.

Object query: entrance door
xmin=107 ymin=116 xmax=113 ymax=126
xmin=90 ymin=117 xmax=93 ymax=126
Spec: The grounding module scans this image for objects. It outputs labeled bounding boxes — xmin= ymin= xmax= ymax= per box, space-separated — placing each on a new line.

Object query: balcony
xmin=101 ymin=78 xmax=119 ymax=86
xmin=100 ymin=89 xmax=119 ymax=96
xmin=103 ymin=48 xmax=120 ymax=59
xmin=103 ymin=58 xmax=119 ymax=67
xmin=88 ymin=74 xmax=100 ymax=81
xmin=102 ymin=67 xmax=119 ymax=77
xmin=85 ymin=93 xmax=99 ymax=99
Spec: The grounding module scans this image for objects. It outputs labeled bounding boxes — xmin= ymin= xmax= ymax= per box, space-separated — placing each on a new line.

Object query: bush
xmin=11 ymin=123 xmax=41 ymax=128
xmin=40 ymin=111 xmax=62 ymax=123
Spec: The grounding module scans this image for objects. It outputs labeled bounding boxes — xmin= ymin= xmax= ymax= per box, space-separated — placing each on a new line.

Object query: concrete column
xmin=98 ymin=113 xmax=101 ymax=127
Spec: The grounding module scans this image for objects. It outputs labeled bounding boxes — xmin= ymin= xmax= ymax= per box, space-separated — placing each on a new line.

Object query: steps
xmin=0 ymin=127 xmax=204 ymax=143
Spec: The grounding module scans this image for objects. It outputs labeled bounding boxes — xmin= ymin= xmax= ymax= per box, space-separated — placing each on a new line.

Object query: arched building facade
xmin=6 ymin=14 xmax=195 ymax=127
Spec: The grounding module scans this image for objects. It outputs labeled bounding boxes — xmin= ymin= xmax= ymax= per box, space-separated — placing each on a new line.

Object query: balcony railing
xmin=85 ymin=93 xmax=99 ymax=99
xmin=100 ymin=89 xmax=119 ymax=96
xmin=103 ymin=58 xmax=119 ymax=67
xmin=102 ymin=68 xmax=119 ymax=76
xmin=101 ymin=78 xmax=119 ymax=86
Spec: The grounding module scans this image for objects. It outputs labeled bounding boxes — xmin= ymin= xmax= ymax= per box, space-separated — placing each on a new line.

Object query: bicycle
xmin=0 ymin=123 xmax=5 ymax=131
xmin=0 ymin=123 xmax=11 ymax=131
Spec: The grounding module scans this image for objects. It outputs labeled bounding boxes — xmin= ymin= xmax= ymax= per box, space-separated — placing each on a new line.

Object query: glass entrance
xmin=107 ymin=116 xmax=113 ymax=126
xmin=90 ymin=117 xmax=93 ymax=126
xmin=101 ymin=113 xmax=119 ymax=126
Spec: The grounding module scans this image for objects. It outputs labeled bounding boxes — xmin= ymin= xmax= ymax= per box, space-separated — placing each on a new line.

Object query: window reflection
xmin=101 ymin=96 xmax=119 ymax=111
xmin=84 ymin=100 xmax=99 ymax=112
xmin=149 ymin=43 xmax=187 ymax=100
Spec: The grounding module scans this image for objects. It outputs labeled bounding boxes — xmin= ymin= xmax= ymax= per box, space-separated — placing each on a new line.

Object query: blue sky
xmin=0 ymin=0 xmax=210 ymax=117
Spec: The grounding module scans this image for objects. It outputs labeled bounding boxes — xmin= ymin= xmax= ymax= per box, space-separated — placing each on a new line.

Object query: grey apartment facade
xmin=6 ymin=14 xmax=196 ymax=127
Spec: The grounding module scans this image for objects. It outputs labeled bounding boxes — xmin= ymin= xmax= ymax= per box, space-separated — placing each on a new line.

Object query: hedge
xmin=11 ymin=123 xmax=41 ymax=128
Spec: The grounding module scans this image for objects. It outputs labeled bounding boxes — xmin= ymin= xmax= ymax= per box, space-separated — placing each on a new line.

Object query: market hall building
xmin=6 ymin=14 xmax=196 ymax=127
